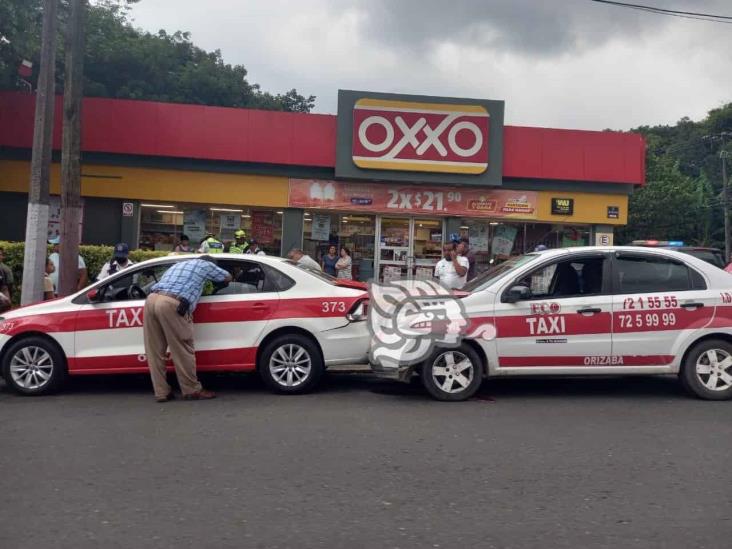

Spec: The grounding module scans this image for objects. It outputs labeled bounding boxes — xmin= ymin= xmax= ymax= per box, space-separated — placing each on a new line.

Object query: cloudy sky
xmin=129 ymin=0 xmax=732 ymax=131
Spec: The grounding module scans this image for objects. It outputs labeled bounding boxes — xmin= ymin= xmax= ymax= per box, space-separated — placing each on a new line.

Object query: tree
xmin=629 ymin=103 xmax=732 ymax=249
xmin=615 ymin=154 xmax=713 ymax=245
xmin=0 ymin=0 xmax=43 ymax=89
xmin=0 ymin=0 xmax=315 ymax=112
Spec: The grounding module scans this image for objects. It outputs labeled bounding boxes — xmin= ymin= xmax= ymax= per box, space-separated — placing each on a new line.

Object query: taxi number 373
xmin=322 ymin=301 xmax=346 ymax=313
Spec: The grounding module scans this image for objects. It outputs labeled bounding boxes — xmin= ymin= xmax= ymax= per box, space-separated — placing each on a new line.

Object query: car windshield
xmin=462 ymin=253 xmax=540 ymax=292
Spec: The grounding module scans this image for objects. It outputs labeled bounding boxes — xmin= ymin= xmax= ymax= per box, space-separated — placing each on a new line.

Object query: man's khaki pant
xmin=143 ymin=293 xmax=202 ymax=398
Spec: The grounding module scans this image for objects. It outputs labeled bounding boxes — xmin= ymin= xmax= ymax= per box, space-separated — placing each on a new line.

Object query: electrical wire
xmin=590 ymin=0 xmax=732 ymax=24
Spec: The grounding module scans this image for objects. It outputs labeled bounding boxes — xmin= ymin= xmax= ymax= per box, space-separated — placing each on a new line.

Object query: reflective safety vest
xmin=229 ymin=241 xmax=249 ymax=254
xmin=203 ymin=237 xmax=224 ymax=254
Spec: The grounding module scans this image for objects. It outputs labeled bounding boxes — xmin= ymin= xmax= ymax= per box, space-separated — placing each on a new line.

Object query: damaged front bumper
xmin=369 ymin=361 xmax=415 ymax=383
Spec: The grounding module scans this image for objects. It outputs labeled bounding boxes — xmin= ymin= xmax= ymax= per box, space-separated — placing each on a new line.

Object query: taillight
xmin=346 ymin=299 xmax=368 ymax=322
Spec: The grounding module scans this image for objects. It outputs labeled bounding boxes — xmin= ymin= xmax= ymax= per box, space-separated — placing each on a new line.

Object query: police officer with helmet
xmin=229 ymin=229 xmax=249 ymax=254
xmin=198 ymin=232 xmax=224 ymax=254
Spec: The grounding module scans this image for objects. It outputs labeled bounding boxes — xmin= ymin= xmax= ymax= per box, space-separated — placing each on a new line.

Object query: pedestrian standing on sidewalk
xmin=174 ymin=234 xmax=192 ymax=253
xmin=434 ymin=242 xmax=469 ymax=289
xmin=0 ymin=263 xmax=10 ymax=313
xmin=458 ymin=238 xmax=476 ymax=282
xmin=143 ymin=256 xmax=232 ymax=402
xmin=48 ymin=236 xmax=88 ymax=294
xmin=335 ymin=246 xmax=353 ymax=280
xmin=322 ymin=245 xmax=338 ymax=276
xmin=43 ymin=257 xmax=55 ymax=301
xmin=0 ymin=247 xmax=15 ymax=299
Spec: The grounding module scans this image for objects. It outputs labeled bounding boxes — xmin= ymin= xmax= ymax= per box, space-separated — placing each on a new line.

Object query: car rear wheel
xmin=1 ymin=336 xmax=67 ymax=396
xmin=421 ymin=345 xmax=483 ymax=402
xmin=258 ymin=334 xmax=323 ymax=394
xmin=681 ymin=339 xmax=732 ymax=400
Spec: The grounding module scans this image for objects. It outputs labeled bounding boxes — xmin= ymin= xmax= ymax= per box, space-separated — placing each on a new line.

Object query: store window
xmin=457 ymin=219 xmax=524 ymax=275
xmin=139 ymin=204 xmax=282 ymax=255
xmin=524 ymin=223 xmax=590 ymax=250
xmin=303 ymin=212 xmax=376 ymax=281
xmin=457 ymin=219 xmax=591 ymax=276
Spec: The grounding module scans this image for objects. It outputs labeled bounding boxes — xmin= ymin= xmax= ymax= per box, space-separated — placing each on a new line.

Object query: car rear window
xmin=615 ymin=254 xmax=693 ymax=293
xmin=682 ymin=249 xmax=725 ymax=269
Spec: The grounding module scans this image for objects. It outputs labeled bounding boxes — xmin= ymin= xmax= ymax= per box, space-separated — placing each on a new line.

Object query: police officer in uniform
xmin=229 ymin=229 xmax=249 ymax=254
xmin=198 ymin=232 xmax=224 ymax=254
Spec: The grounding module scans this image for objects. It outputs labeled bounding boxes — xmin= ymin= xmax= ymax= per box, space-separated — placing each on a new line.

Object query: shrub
xmin=0 ymin=241 xmax=168 ymax=305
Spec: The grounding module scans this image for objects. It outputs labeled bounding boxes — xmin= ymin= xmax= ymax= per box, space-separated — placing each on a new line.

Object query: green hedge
xmin=0 ymin=241 xmax=168 ymax=305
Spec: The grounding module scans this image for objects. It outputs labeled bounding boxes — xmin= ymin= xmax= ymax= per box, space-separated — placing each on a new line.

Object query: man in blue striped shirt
xmin=144 ymin=256 xmax=232 ymax=402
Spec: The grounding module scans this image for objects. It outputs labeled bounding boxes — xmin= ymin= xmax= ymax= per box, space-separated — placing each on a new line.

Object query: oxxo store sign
xmin=336 ymin=90 xmax=505 ymax=186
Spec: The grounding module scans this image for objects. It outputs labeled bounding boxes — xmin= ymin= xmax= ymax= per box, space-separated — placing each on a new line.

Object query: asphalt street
xmin=1 ymin=371 xmax=730 ymax=549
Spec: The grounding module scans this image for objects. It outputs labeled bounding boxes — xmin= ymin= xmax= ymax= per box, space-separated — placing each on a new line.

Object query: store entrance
xmin=376 ymin=216 xmax=444 ymax=282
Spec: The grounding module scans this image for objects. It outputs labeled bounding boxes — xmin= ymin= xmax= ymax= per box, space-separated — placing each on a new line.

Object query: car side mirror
xmin=503 ymin=285 xmax=531 ymax=303
xmin=86 ymin=288 xmax=101 ymax=302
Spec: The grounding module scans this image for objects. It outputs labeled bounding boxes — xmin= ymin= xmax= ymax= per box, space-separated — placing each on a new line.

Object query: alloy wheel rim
xmin=696 ymin=348 xmax=732 ymax=392
xmin=10 ymin=346 xmax=54 ymax=390
xmin=269 ymin=344 xmax=312 ymax=387
xmin=432 ymin=350 xmax=474 ymax=394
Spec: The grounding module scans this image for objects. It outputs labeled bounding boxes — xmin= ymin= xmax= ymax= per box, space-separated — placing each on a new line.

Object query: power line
xmin=590 ymin=0 xmax=732 ymax=24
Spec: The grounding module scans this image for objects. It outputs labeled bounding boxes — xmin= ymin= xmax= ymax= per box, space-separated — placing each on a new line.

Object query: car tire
xmin=1 ymin=336 xmax=67 ymax=396
xmin=258 ymin=334 xmax=324 ymax=394
xmin=421 ymin=345 xmax=483 ymax=402
xmin=680 ymin=339 xmax=732 ymax=400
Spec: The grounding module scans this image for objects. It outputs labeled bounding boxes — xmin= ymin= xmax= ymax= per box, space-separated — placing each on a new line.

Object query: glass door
xmin=378 ymin=217 xmax=411 ymax=282
xmin=412 ymin=218 xmax=444 ymax=280
xmin=376 ymin=217 xmax=445 ymax=282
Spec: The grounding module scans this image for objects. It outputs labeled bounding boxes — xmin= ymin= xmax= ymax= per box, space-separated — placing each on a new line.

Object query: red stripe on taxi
xmin=498 ymin=355 xmax=675 ymax=367
xmin=68 ymin=347 xmax=257 ymax=373
xmin=5 ymin=295 xmax=365 ymax=335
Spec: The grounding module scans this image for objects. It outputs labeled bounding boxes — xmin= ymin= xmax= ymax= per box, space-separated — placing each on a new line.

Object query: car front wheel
xmin=1 ymin=336 xmax=67 ymax=396
xmin=421 ymin=345 xmax=483 ymax=402
xmin=681 ymin=339 xmax=732 ymax=400
xmin=258 ymin=334 xmax=324 ymax=394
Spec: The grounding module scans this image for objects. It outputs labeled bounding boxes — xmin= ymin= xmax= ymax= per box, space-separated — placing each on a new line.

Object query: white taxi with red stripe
xmin=372 ymin=247 xmax=732 ymax=401
xmin=0 ymin=254 xmax=369 ymax=395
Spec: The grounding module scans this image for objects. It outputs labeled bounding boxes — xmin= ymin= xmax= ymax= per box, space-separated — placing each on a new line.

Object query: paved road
xmin=1 ymin=372 xmax=730 ymax=549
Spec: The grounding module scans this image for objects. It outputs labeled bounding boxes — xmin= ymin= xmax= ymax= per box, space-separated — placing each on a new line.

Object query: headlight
xmin=346 ymin=300 xmax=368 ymax=322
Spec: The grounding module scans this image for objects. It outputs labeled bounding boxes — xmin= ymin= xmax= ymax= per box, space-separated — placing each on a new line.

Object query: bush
xmin=0 ymin=241 xmax=168 ymax=306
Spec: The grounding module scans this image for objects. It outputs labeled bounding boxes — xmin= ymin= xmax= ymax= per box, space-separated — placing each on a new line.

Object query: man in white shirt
xmin=97 ymin=243 xmax=135 ymax=280
xmin=434 ymin=243 xmax=469 ymax=289
xmin=48 ymin=236 xmax=88 ymax=294
xmin=287 ymin=248 xmax=321 ymax=271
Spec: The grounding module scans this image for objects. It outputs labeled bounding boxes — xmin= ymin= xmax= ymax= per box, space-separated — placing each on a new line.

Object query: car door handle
xmin=252 ymin=303 xmax=269 ymax=310
xmin=577 ymin=307 xmax=602 ymax=314
xmin=680 ymin=302 xmax=704 ymax=309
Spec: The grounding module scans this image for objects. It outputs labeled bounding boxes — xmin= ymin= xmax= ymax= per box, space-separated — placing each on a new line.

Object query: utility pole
xmin=21 ymin=0 xmax=58 ymax=306
xmin=722 ymin=148 xmax=730 ymax=262
xmin=703 ymin=132 xmax=732 ymax=261
xmin=58 ymin=0 xmax=86 ymax=296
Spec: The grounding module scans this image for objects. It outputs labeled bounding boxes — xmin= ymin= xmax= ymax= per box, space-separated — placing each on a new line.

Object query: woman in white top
xmin=335 ymin=246 xmax=353 ymax=280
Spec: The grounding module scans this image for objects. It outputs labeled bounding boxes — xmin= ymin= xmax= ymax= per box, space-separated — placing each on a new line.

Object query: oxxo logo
xmin=352 ymin=99 xmax=489 ymax=175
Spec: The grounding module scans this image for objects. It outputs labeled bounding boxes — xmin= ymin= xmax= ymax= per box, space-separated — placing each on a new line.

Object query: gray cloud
xmin=129 ymin=0 xmax=732 ymax=129
xmin=354 ymin=0 xmax=727 ymax=55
